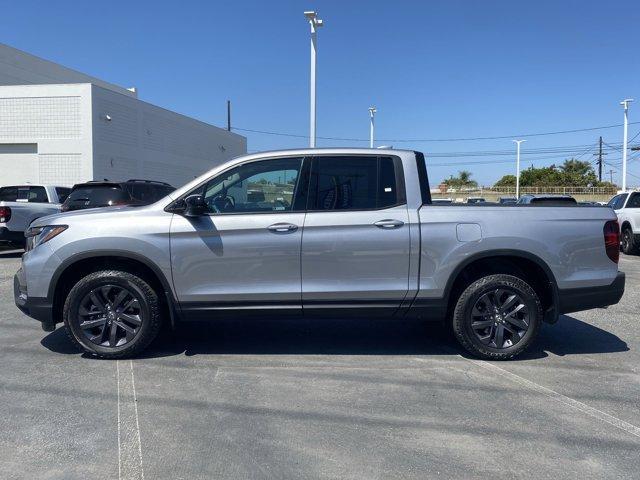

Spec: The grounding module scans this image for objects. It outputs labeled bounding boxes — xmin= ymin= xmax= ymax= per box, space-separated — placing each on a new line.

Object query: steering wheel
xmin=212 ymin=194 xmax=235 ymax=212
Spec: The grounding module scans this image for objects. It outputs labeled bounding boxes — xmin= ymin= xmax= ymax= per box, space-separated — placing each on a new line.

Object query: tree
xmin=493 ymin=158 xmax=612 ymax=188
xmin=559 ymin=159 xmax=598 ymax=186
xmin=443 ymin=170 xmax=478 ymax=189
xmin=493 ymin=174 xmax=516 ymax=187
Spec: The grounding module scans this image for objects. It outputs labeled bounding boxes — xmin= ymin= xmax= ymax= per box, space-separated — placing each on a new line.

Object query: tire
xmin=452 ymin=274 xmax=542 ymax=360
xmin=63 ymin=270 xmax=163 ymax=359
xmin=621 ymin=227 xmax=638 ymax=255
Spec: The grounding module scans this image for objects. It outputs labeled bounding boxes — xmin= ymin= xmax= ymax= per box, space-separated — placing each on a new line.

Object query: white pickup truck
xmin=0 ymin=185 xmax=71 ymax=247
xmin=608 ymin=191 xmax=640 ymax=254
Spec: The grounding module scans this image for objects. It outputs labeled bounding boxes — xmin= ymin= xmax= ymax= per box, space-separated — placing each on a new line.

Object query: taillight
xmin=604 ymin=220 xmax=620 ymax=263
xmin=0 ymin=206 xmax=11 ymax=223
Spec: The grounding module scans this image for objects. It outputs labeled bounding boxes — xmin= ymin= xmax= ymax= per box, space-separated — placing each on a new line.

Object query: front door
xmin=301 ymin=155 xmax=411 ymax=315
xmin=170 ymin=156 xmax=309 ymax=317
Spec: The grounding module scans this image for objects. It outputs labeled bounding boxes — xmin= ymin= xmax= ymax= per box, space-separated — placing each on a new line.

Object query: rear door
xmin=624 ymin=192 xmax=640 ymax=231
xmin=301 ymin=155 xmax=410 ymax=315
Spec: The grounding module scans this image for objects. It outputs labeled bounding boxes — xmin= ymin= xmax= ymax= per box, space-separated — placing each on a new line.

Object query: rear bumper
xmin=558 ymin=272 xmax=625 ymax=315
xmin=14 ymin=269 xmax=54 ymax=328
xmin=0 ymin=227 xmax=24 ymax=244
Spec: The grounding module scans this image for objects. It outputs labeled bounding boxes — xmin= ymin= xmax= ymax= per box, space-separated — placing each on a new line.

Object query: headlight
xmin=25 ymin=225 xmax=68 ymax=251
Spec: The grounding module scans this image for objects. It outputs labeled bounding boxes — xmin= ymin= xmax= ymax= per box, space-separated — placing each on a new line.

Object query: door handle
xmin=267 ymin=223 xmax=298 ymax=233
xmin=374 ymin=219 xmax=404 ymax=229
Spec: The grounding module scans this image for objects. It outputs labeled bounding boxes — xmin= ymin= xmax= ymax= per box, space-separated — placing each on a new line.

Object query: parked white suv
xmin=608 ymin=191 xmax=640 ymax=254
xmin=0 ymin=185 xmax=71 ymax=247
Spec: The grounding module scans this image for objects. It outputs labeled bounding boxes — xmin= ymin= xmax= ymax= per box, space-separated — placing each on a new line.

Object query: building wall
xmin=91 ymin=85 xmax=247 ymax=188
xmin=0 ymin=43 xmax=136 ymax=97
xmin=0 ymin=83 xmax=93 ymax=186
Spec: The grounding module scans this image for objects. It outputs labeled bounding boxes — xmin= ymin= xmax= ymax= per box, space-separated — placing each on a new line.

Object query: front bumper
xmin=558 ymin=271 xmax=625 ymax=315
xmin=14 ymin=268 xmax=54 ymax=330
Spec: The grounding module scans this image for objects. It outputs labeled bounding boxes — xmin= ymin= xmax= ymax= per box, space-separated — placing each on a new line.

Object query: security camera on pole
xmin=513 ymin=139 xmax=526 ymax=199
xmin=368 ymin=106 xmax=377 ymax=148
xmin=620 ymin=99 xmax=633 ymax=192
xmin=304 ymin=11 xmax=323 ymax=148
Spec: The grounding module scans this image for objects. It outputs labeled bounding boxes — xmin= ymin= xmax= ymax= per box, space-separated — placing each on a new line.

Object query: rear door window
xmin=309 ymin=156 xmax=402 ymax=211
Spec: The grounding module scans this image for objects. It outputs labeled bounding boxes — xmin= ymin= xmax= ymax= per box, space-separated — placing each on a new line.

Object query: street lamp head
xmin=304 ymin=11 xmax=323 ymax=26
xmin=512 ymin=139 xmax=526 ymax=144
xmin=369 ymin=106 xmax=377 ymax=115
xmin=620 ymin=98 xmax=634 ymax=107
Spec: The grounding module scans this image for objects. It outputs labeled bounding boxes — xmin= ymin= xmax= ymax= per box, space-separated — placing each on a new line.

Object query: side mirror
xmin=183 ymin=194 xmax=207 ymax=217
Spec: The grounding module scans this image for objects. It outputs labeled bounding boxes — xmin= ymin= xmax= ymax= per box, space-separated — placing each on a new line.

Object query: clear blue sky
xmin=3 ymin=0 xmax=639 ymax=186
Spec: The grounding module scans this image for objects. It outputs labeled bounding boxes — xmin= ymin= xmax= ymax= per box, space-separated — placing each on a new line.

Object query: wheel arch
xmin=48 ymin=250 xmax=177 ymax=325
xmin=443 ymin=249 xmax=559 ymax=324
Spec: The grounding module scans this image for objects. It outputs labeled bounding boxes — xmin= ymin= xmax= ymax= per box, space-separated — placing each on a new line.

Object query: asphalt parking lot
xmin=1 ymin=249 xmax=639 ymax=480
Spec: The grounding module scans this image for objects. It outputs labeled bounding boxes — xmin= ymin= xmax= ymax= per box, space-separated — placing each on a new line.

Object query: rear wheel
xmin=452 ymin=274 xmax=542 ymax=360
xmin=621 ymin=227 xmax=638 ymax=255
xmin=63 ymin=270 xmax=162 ymax=358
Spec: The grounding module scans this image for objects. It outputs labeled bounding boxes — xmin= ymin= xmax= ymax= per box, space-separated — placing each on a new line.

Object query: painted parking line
xmin=117 ymin=360 xmax=145 ymax=480
xmin=415 ymin=356 xmax=640 ymax=439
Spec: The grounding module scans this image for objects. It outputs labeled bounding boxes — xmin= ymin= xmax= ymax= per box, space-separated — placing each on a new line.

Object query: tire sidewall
xmin=622 ymin=228 xmax=633 ymax=254
xmin=64 ymin=271 xmax=157 ymax=357
xmin=454 ymin=275 xmax=542 ymax=359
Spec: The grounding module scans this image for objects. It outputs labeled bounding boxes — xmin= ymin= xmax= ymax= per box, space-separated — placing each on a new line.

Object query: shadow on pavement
xmin=519 ymin=313 xmax=629 ymax=359
xmin=41 ymin=313 xmax=628 ymax=360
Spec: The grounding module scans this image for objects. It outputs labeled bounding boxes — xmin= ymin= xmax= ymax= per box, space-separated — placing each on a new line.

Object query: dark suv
xmin=61 ymin=179 xmax=175 ymax=212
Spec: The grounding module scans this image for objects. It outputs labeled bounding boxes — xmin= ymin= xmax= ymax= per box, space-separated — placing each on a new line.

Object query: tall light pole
xmin=304 ymin=11 xmax=323 ymax=148
xmin=620 ymin=98 xmax=633 ymax=192
xmin=368 ymin=106 xmax=377 ymax=148
xmin=513 ymin=140 xmax=526 ymax=198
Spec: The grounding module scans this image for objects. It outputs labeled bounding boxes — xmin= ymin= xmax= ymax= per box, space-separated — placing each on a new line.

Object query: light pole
xmin=304 ymin=11 xmax=323 ymax=148
xmin=513 ymin=140 xmax=526 ymax=198
xmin=368 ymin=106 xmax=377 ymax=148
xmin=620 ymin=99 xmax=633 ymax=192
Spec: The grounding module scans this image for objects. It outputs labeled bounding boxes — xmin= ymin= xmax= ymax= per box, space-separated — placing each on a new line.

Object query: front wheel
xmin=452 ymin=274 xmax=542 ymax=360
xmin=63 ymin=270 xmax=162 ymax=358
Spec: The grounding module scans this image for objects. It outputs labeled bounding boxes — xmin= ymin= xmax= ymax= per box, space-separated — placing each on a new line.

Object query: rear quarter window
xmin=626 ymin=193 xmax=640 ymax=208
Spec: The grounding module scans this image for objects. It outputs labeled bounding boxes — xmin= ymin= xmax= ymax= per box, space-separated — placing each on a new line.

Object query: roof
xmin=0 ymin=43 xmax=136 ymax=97
xmin=235 ymin=147 xmax=412 ymax=161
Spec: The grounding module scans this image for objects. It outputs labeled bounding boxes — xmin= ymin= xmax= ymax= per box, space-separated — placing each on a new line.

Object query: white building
xmin=0 ymin=43 xmax=246 ymax=187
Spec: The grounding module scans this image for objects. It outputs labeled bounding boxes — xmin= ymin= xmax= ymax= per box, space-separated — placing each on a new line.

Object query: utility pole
xmin=593 ymin=136 xmax=608 ymax=182
xmin=620 ymin=99 xmax=634 ymax=191
xmin=226 ymin=100 xmax=231 ymax=131
xmin=368 ymin=106 xmax=377 ymax=148
xmin=513 ymin=140 xmax=526 ymax=198
xmin=304 ymin=11 xmax=323 ymax=148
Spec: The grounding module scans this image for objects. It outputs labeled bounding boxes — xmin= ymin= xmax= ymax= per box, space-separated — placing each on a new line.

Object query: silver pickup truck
xmin=0 ymin=184 xmax=70 ymax=247
xmin=14 ymin=149 xmax=625 ymax=359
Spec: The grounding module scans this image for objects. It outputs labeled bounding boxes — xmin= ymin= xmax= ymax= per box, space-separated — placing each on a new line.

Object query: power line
xmin=233 ymin=121 xmax=640 ymax=143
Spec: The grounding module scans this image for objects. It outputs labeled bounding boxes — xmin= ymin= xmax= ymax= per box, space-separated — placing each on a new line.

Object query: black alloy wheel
xmin=77 ymin=284 xmax=143 ymax=347
xmin=470 ymin=288 xmax=530 ymax=349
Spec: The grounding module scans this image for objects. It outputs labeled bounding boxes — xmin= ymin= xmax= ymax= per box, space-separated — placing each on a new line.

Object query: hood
xmin=29 ymin=205 xmax=155 ymax=228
